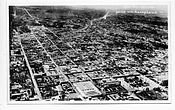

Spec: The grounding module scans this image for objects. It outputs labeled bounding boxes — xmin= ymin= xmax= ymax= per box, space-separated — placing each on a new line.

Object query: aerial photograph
xmin=9 ymin=5 xmax=168 ymax=102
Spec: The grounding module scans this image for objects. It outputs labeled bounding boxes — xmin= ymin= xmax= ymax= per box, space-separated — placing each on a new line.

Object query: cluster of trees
xmin=46 ymin=7 xmax=71 ymax=14
xmin=72 ymin=9 xmax=106 ymax=20
xmin=45 ymin=7 xmax=106 ymax=20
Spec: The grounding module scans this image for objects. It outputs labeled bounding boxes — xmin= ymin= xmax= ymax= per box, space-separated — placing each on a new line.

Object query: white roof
xmin=73 ymin=81 xmax=101 ymax=97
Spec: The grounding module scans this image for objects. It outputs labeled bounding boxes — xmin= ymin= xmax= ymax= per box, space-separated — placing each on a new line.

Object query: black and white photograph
xmin=8 ymin=4 xmax=170 ymax=102
xmin=1 ymin=0 xmax=175 ymax=110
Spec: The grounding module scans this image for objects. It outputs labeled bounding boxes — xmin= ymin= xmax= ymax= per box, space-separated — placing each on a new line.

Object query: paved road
xmin=19 ymin=38 xmax=42 ymax=100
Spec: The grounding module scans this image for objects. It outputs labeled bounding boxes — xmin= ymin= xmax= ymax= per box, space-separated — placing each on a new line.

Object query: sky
xmin=70 ymin=5 xmax=168 ymax=17
xmin=71 ymin=5 xmax=167 ymax=13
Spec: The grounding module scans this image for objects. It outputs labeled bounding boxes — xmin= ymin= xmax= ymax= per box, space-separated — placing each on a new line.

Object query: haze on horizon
xmin=70 ymin=5 xmax=168 ymax=17
xmin=71 ymin=5 xmax=167 ymax=12
xmin=25 ymin=5 xmax=168 ymax=17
